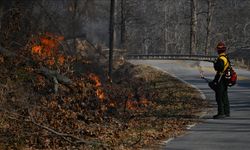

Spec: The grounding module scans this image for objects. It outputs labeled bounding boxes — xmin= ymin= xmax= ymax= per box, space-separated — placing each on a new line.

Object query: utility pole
xmin=109 ymin=0 xmax=115 ymax=78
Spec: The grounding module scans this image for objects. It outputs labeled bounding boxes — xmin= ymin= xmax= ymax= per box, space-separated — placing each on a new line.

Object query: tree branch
xmin=37 ymin=67 xmax=72 ymax=85
xmin=0 ymin=45 xmax=73 ymax=91
xmin=29 ymin=114 xmax=98 ymax=145
xmin=196 ymin=11 xmax=208 ymax=16
xmin=0 ymin=103 xmax=106 ymax=147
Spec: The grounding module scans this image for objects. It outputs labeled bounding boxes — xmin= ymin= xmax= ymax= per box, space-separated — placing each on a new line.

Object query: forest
xmin=0 ymin=0 xmax=249 ymax=149
xmin=1 ymin=0 xmax=250 ymax=55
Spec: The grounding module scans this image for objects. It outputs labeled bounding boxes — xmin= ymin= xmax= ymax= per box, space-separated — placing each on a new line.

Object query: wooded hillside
xmin=1 ymin=0 xmax=250 ymax=56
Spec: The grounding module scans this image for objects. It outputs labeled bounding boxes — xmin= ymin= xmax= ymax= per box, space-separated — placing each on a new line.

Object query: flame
xmin=30 ymin=32 xmax=65 ymax=66
xmin=40 ymin=37 xmax=56 ymax=48
xmin=89 ymin=73 xmax=106 ymax=101
xmin=32 ymin=45 xmax=42 ymax=54
xmin=96 ymin=89 xmax=105 ymax=101
xmin=58 ymin=55 xmax=65 ymax=65
xmin=89 ymin=73 xmax=102 ymax=87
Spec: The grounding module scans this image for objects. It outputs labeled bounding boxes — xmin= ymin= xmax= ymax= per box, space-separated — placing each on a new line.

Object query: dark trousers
xmin=215 ymin=81 xmax=230 ymax=115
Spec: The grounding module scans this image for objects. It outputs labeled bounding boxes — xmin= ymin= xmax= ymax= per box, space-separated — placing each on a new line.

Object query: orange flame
xmin=30 ymin=32 xmax=65 ymax=66
xmin=89 ymin=73 xmax=106 ymax=101
xmin=57 ymin=55 xmax=65 ymax=65
xmin=32 ymin=45 xmax=42 ymax=54
xmin=89 ymin=73 xmax=102 ymax=87
xmin=40 ymin=37 xmax=56 ymax=48
xmin=96 ymin=89 xmax=105 ymax=101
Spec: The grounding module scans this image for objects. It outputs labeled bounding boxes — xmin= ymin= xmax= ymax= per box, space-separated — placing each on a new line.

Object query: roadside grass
xmin=114 ymin=64 xmax=209 ymax=149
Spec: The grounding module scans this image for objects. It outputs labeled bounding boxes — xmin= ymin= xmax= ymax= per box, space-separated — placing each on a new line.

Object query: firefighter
xmin=210 ymin=42 xmax=230 ymax=119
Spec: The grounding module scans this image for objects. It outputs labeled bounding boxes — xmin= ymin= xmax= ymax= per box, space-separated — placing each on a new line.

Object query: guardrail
xmin=126 ymin=54 xmax=217 ymax=62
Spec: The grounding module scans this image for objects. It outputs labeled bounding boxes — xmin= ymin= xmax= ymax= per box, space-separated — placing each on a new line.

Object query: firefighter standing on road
xmin=210 ymin=42 xmax=230 ymax=119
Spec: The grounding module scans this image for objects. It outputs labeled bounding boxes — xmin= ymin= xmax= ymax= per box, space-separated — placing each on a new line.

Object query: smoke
xmin=83 ymin=21 xmax=109 ymax=47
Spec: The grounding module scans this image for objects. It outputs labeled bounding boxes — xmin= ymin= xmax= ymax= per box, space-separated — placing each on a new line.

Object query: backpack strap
xmin=218 ymin=54 xmax=230 ymax=72
xmin=217 ymin=54 xmax=230 ymax=83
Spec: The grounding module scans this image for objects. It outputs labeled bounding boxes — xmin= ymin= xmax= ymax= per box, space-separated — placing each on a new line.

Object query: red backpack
xmin=224 ymin=57 xmax=237 ymax=86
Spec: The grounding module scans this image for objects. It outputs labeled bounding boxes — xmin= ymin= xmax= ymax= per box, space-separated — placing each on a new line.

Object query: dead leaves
xmin=0 ymin=47 xmax=208 ymax=149
xmin=28 ymin=32 xmax=66 ymax=68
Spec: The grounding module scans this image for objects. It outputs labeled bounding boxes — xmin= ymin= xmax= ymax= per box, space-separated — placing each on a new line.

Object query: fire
xmin=32 ymin=45 xmax=42 ymax=54
xmin=30 ymin=32 xmax=65 ymax=66
xmin=96 ymin=89 xmax=105 ymax=101
xmin=89 ymin=73 xmax=102 ymax=87
xmin=89 ymin=73 xmax=106 ymax=101
xmin=40 ymin=37 xmax=56 ymax=48
xmin=57 ymin=55 xmax=65 ymax=65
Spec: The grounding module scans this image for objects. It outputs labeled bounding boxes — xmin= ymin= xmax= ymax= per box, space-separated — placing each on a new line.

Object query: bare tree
xmin=190 ymin=0 xmax=198 ymax=55
xmin=72 ymin=0 xmax=78 ymax=51
xmin=120 ymin=0 xmax=126 ymax=49
xmin=205 ymin=0 xmax=214 ymax=55
xmin=163 ymin=1 xmax=168 ymax=54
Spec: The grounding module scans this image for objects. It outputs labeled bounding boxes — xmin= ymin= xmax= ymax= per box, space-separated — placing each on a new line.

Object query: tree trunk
xmin=109 ymin=0 xmax=115 ymax=78
xmin=164 ymin=2 xmax=167 ymax=54
xmin=120 ymin=0 xmax=126 ymax=49
xmin=190 ymin=0 xmax=197 ymax=55
xmin=114 ymin=0 xmax=118 ymax=48
xmin=72 ymin=0 xmax=77 ymax=52
xmin=0 ymin=2 xmax=3 ymax=31
xmin=205 ymin=0 xmax=214 ymax=55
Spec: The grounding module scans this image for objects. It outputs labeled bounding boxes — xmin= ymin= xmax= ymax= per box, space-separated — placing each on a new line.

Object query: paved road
xmin=131 ymin=60 xmax=250 ymax=150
